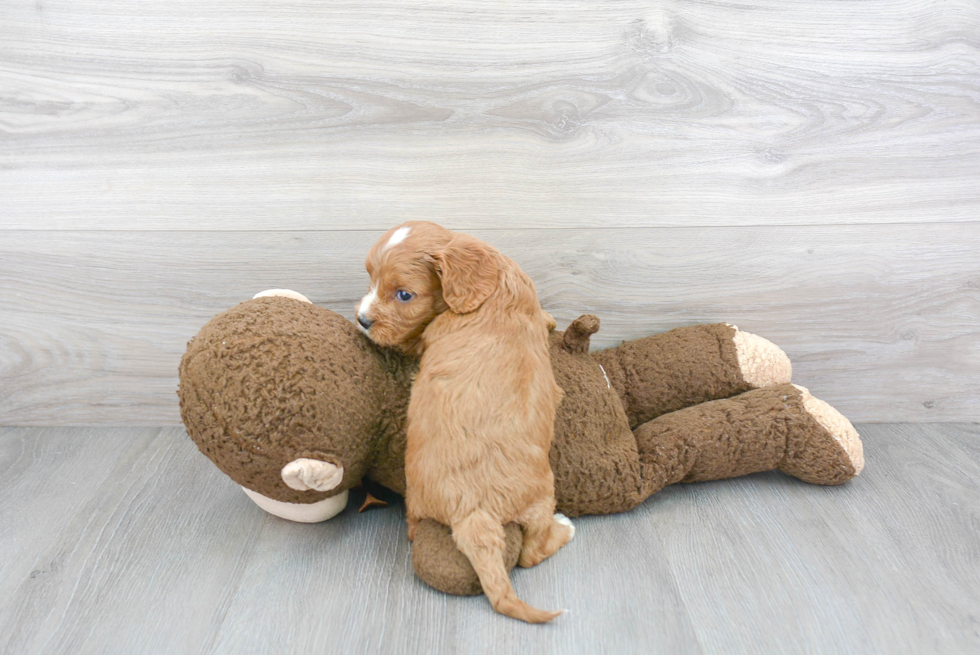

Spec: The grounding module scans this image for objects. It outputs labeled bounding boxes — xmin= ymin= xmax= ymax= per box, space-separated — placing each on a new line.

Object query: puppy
xmin=357 ymin=221 xmax=573 ymax=623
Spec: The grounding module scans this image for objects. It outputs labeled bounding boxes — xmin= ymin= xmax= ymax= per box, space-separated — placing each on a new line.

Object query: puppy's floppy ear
xmin=432 ymin=234 xmax=499 ymax=313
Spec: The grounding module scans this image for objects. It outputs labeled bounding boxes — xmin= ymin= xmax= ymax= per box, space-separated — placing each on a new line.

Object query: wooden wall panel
xmin=1 ymin=225 xmax=977 ymax=425
xmin=1 ymin=0 xmax=978 ymax=230
xmin=2 ymin=0 xmax=978 ymax=425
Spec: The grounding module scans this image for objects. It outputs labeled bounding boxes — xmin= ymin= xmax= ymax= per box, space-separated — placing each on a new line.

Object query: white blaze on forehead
xmin=382 ymin=226 xmax=411 ymax=251
xmin=358 ymin=287 xmax=378 ymax=316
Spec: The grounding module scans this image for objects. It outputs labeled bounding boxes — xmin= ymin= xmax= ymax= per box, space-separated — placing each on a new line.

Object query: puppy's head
xmin=356 ymin=221 xmax=499 ymax=352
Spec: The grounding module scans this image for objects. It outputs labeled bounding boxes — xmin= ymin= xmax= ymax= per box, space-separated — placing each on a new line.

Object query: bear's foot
xmin=779 ymin=385 xmax=865 ymax=485
xmin=730 ymin=325 xmax=793 ymax=388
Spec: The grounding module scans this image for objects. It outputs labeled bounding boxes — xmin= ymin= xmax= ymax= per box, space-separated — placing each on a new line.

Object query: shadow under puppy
xmin=356 ymin=221 xmax=574 ymax=623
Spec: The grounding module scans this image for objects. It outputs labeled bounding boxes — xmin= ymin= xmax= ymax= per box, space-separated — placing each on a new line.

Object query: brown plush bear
xmin=178 ymin=290 xmax=864 ymax=596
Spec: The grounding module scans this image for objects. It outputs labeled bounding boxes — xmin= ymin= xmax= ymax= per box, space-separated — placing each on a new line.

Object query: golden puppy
xmin=357 ymin=221 xmax=573 ymax=623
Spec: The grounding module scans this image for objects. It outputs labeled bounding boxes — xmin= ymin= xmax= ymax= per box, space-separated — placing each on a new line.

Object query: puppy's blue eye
xmin=396 ymin=290 xmax=414 ymax=302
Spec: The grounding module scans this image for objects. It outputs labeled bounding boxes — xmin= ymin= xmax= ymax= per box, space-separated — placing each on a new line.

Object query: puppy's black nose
xmin=357 ymin=314 xmax=374 ymax=330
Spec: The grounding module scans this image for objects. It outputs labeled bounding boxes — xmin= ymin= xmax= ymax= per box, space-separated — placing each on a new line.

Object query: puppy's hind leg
xmin=516 ymin=496 xmax=575 ymax=569
xmin=452 ymin=510 xmax=561 ymax=623
xmin=407 ymin=515 xmax=420 ymax=542
xmin=406 ymin=500 xmax=422 ymax=542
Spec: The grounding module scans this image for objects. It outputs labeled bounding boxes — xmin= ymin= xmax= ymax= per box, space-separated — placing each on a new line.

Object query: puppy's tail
xmin=452 ymin=511 xmax=562 ymax=624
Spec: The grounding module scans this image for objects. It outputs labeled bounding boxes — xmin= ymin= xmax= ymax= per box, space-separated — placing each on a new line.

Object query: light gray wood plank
xmin=0 ymin=427 xmax=268 ymax=655
xmin=206 ymin=491 xmax=703 ymax=655
xmin=663 ymin=423 xmax=980 ymax=654
xmin=0 ymin=428 xmax=133 ymax=592
xmin=2 ymin=224 xmax=978 ymax=425
xmin=0 ymin=425 xmax=978 ymax=654
xmin=1 ymin=0 xmax=978 ymax=230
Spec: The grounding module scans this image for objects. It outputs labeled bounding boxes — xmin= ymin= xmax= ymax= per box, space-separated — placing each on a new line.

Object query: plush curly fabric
xmin=179 ymin=297 xmax=388 ymax=504
xmin=178 ymin=298 xmax=863 ymax=598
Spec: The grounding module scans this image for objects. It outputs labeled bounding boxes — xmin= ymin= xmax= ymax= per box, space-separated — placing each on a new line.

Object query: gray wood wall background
xmin=1 ymin=0 xmax=978 ymax=426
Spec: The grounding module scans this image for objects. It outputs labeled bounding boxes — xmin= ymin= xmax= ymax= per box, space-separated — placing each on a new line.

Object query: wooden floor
xmin=1 ymin=424 xmax=977 ymax=654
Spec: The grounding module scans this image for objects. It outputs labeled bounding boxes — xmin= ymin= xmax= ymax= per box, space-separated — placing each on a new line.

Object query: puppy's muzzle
xmin=357 ymin=314 xmax=374 ymax=331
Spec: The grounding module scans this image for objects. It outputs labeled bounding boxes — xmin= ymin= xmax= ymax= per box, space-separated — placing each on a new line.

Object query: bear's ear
xmin=562 ymin=314 xmax=600 ymax=353
xmin=281 ymin=457 xmax=344 ymax=492
xmin=432 ymin=234 xmax=499 ymax=314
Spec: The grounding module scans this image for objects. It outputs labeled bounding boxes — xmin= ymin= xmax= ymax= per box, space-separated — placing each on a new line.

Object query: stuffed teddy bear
xmin=178 ymin=290 xmax=864 ymax=596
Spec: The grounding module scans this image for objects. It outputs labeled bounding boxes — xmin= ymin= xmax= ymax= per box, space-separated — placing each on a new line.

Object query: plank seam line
xmin=2 ymin=220 xmax=979 ymax=234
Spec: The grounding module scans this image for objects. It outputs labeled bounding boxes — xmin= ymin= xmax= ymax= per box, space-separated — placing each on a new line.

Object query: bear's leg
xmin=593 ymin=324 xmax=791 ymax=430
xmin=631 ymin=383 xmax=864 ymax=500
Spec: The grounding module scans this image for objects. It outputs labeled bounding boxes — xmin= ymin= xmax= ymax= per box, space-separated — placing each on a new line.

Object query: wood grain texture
xmin=0 ymin=428 xmax=133 ymax=593
xmin=2 ymin=0 xmax=978 ymax=425
xmin=0 ymin=427 xmax=269 ymax=655
xmin=0 ymin=424 xmax=978 ymax=654
xmin=2 ymin=225 xmax=978 ymax=425
xmin=1 ymin=0 xmax=979 ymax=230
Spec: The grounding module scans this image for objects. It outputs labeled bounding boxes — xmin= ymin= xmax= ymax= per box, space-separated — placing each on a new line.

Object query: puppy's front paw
xmin=543 ymin=311 xmax=557 ymax=331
